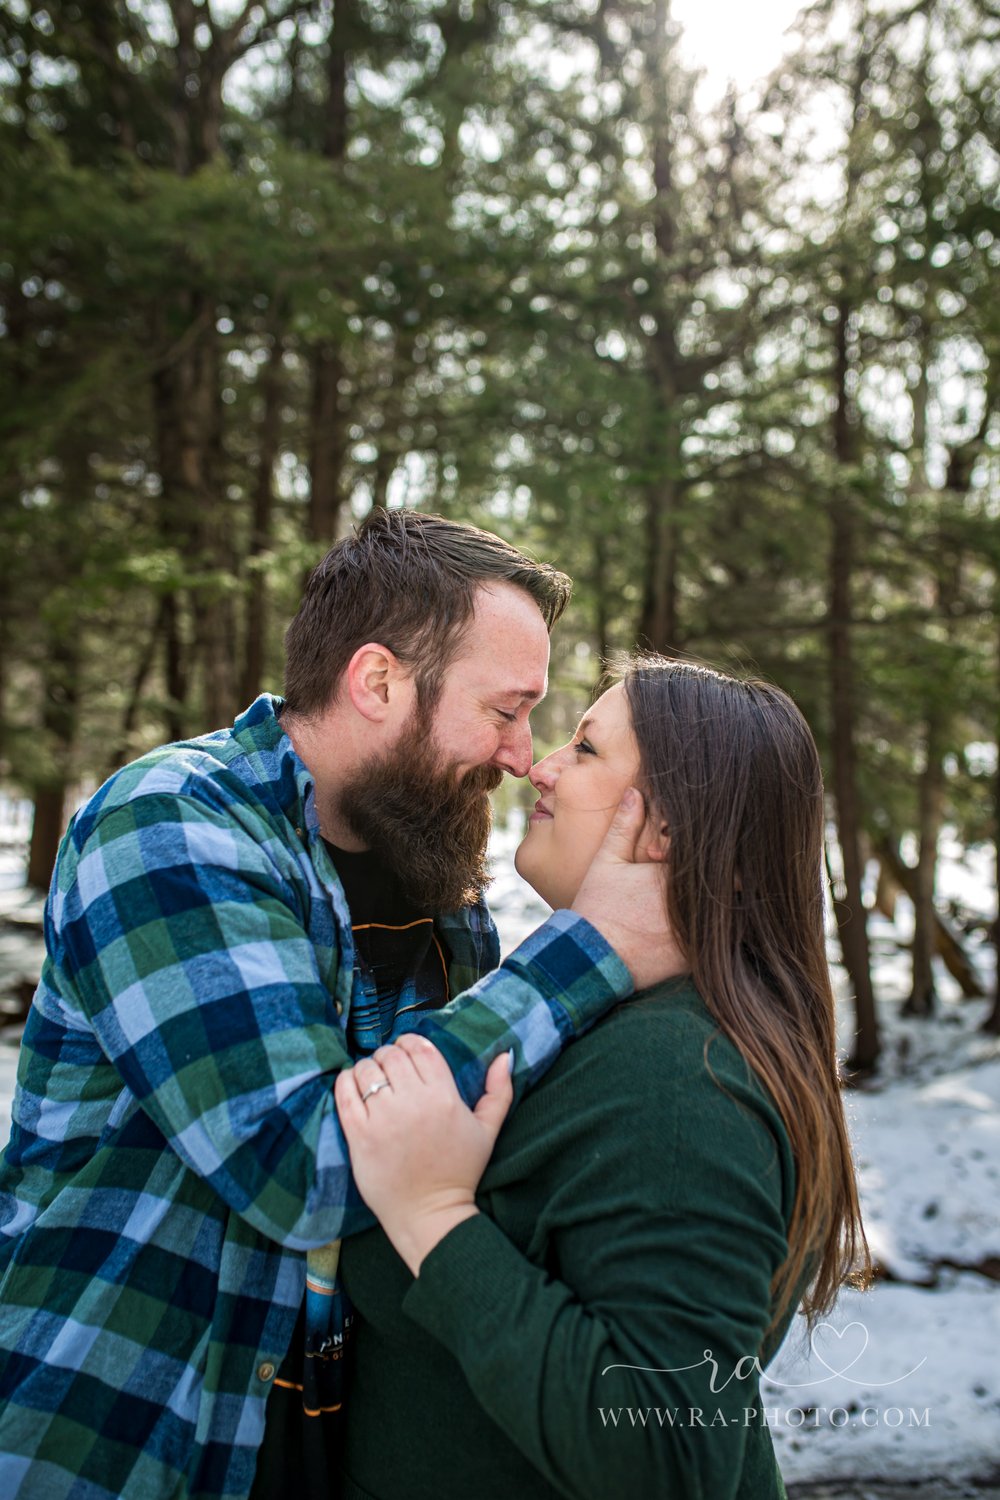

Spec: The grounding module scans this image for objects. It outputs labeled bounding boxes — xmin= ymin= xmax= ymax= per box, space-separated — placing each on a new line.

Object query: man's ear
xmin=345 ymin=643 xmax=413 ymax=723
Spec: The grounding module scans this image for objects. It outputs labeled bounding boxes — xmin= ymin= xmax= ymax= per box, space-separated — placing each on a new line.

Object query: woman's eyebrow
xmin=576 ymin=715 xmax=595 ymax=737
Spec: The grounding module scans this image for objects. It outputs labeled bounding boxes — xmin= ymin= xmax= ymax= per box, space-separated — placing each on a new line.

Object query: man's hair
xmin=283 ymin=508 xmax=572 ymax=716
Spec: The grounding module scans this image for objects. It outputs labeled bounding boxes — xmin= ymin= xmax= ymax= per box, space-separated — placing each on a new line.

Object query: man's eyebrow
xmin=500 ymin=687 xmax=546 ymax=703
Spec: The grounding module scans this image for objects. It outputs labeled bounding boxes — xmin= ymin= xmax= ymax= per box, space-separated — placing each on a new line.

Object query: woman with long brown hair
xmin=333 ymin=654 xmax=871 ymax=1499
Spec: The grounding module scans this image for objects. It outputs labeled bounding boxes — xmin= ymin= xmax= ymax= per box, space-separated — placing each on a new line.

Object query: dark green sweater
xmin=339 ymin=980 xmax=798 ymax=1500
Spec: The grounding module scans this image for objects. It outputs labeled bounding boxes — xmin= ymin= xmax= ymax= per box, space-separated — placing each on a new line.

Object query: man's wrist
xmin=511 ymin=910 xmax=633 ymax=1031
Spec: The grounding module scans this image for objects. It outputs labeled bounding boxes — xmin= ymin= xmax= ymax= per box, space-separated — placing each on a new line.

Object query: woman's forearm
xmin=403 ymin=1211 xmax=769 ymax=1500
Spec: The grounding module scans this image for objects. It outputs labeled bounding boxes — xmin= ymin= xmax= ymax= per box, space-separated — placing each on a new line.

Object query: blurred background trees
xmin=1 ymin=0 xmax=997 ymax=1069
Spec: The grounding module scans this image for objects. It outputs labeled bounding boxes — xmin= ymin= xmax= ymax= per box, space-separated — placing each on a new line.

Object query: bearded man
xmin=0 ymin=509 xmax=669 ymax=1500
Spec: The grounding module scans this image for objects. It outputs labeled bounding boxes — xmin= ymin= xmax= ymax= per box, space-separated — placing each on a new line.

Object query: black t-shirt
xmin=250 ymin=841 xmax=449 ymax=1500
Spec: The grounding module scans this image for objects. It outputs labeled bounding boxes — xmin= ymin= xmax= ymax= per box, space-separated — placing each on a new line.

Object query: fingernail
xmin=621 ymin=787 xmax=637 ymax=810
xmin=507 ymin=1047 xmax=515 ymax=1075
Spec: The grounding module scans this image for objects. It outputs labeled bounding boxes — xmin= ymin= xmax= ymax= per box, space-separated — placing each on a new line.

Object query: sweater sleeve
xmin=401 ymin=1029 xmax=791 ymax=1500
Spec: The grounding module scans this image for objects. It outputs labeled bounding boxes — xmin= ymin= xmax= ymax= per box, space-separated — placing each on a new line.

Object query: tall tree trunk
xmin=27 ymin=788 xmax=67 ymax=894
xmin=149 ymin=5 xmax=238 ymax=733
xmin=984 ymin=597 xmax=1000 ymax=1034
xmin=242 ymin=323 xmax=285 ymax=704
xmin=309 ymin=344 xmax=351 ymax=543
xmin=108 ymin=599 xmax=169 ymax=773
xmin=162 ymin=591 xmax=188 ymax=742
xmin=27 ymin=439 xmax=89 ymax=890
xmin=308 ymin=3 xmax=352 ymax=544
xmin=905 ymin=329 xmax=938 ymax=1017
xmin=185 ymin=308 xmax=237 ymax=729
xmin=828 ymin=531 xmax=879 ymax=1072
xmin=638 ymin=477 xmax=679 ymax=652
xmin=636 ymin=0 xmax=682 ymax=655
xmin=0 ymin=550 xmax=10 ymax=766
xmin=908 ymin=393 xmax=985 ymax=1017
xmin=828 ymin=295 xmax=879 ymax=1073
xmin=27 ymin=635 xmax=79 ymax=892
xmin=906 ymin=723 xmax=944 ymax=1016
xmin=152 ymin=297 xmax=235 ymax=734
xmin=592 ymin=527 xmax=610 ymax=666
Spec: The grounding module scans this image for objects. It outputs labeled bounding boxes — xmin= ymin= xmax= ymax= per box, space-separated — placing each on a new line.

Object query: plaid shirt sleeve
xmin=53 ymin=791 xmax=367 ymax=1250
xmin=54 ymin=789 xmax=633 ymax=1250
xmin=397 ymin=910 xmax=634 ymax=1109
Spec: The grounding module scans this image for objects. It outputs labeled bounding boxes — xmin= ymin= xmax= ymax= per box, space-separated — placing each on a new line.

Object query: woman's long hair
xmin=622 ymin=654 xmax=871 ymax=1334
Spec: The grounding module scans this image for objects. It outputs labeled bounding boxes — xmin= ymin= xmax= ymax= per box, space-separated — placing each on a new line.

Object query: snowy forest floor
xmin=1 ymin=813 xmax=998 ymax=1493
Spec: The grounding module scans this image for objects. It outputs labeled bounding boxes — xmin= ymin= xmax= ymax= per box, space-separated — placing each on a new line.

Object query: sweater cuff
xmin=402 ymin=1213 xmax=529 ymax=1352
xmin=506 ymin=910 xmax=633 ymax=1034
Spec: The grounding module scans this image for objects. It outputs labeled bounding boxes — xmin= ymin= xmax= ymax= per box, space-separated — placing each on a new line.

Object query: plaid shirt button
xmin=257 ymin=1362 xmax=276 ymax=1382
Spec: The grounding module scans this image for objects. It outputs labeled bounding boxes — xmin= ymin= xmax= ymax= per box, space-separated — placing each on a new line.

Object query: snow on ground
xmin=849 ymin=1051 xmax=1000 ymax=1283
xmin=763 ymin=1033 xmax=1000 ymax=1485
xmin=1 ymin=813 xmax=998 ymax=1485
xmin=765 ymin=1274 xmax=1000 ymax=1484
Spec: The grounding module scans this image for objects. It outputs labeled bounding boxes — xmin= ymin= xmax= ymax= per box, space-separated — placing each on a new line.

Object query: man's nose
xmin=494 ymin=722 xmax=533 ymax=779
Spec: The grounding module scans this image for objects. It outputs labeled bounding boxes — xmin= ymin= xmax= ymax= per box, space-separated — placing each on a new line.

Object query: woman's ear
xmin=638 ymin=820 xmax=670 ymax=865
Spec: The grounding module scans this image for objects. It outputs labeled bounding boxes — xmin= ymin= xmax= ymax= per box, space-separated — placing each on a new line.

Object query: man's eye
xmin=574 ymin=739 xmax=596 ymax=756
xmin=497 ymin=710 xmax=518 ymax=723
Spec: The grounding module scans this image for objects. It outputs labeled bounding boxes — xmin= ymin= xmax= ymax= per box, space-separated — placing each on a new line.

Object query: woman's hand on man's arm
xmin=335 ymin=1035 xmax=514 ymax=1274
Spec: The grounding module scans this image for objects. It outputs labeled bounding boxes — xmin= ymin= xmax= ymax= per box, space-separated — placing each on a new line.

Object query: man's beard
xmin=337 ymin=711 xmax=503 ymax=911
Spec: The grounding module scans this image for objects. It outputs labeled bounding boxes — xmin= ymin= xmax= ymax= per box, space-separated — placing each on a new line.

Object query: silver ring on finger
xmin=360 ymin=1078 xmax=392 ymax=1104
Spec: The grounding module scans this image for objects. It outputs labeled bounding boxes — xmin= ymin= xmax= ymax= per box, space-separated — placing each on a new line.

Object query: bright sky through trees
xmin=670 ymin=0 xmax=806 ymax=98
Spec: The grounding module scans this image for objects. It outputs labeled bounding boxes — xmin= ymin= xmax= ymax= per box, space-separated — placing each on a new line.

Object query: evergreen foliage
xmin=2 ymin=0 xmax=998 ymax=1064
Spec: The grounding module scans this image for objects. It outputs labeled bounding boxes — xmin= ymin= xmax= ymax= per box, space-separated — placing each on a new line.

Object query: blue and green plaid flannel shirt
xmin=0 ymin=695 xmax=631 ymax=1499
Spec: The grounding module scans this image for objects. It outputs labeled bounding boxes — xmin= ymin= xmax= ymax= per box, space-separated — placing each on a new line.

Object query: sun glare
xmin=670 ymin=0 xmax=808 ymax=99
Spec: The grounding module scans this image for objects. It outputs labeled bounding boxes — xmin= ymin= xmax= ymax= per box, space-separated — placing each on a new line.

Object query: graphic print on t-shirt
xmin=329 ymin=841 xmax=450 ymax=1052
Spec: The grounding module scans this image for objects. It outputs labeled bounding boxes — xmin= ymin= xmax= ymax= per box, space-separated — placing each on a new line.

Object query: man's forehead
xmin=453 ymin=584 xmax=551 ymax=696
xmin=455 ymin=658 xmax=548 ymax=702
xmin=477 ymin=670 xmax=547 ymax=701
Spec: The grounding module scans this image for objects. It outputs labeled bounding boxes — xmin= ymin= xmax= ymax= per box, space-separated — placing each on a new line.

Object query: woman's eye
xmin=574 ymin=739 xmax=596 ymax=756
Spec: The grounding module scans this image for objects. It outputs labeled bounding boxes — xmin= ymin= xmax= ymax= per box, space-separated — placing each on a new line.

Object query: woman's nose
xmin=528 ymin=748 xmax=562 ymax=793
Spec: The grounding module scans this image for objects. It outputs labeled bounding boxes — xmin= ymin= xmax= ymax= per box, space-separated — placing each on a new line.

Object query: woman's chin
xmin=514 ymin=843 xmax=556 ymax=909
xmin=522 ymin=875 xmax=561 ymax=913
